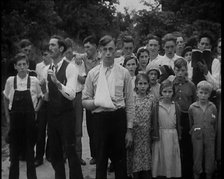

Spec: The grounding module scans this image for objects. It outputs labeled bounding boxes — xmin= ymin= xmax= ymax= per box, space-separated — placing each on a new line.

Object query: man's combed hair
xmin=50 ymin=35 xmax=67 ymax=53
xmin=162 ymin=33 xmax=177 ymax=45
xmin=99 ymin=35 xmax=115 ymax=47
xmin=18 ymin=39 xmax=32 ymax=49
xmin=83 ymin=35 xmax=98 ymax=46
xmin=123 ymin=35 xmax=134 ymax=43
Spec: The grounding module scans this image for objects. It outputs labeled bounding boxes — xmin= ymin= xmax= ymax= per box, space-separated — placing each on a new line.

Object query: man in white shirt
xmin=158 ymin=33 xmax=182 ymax=69
xmin=146 ymin=35 xmax=163 ymax=68
xmin=71 ymin=52 xmax=87 ymax=166
xmin=46 ymin=35 xmax=83 ymax=179
xmin=114 ymin=35 xmax=136 ymax=66
xmin=34 ymin=47 xmax=52 ymax=167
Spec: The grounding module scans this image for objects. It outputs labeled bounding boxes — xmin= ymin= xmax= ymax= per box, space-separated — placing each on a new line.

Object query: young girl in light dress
xmin=151 ymin=79 xmax=182 ymax=178
xmin=127 ymin=73 xmax=155 ymax=179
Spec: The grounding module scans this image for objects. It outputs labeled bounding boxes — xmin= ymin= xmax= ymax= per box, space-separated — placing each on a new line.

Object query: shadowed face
xmin=123 ymin=42 xmax=134 ymax=58
xmin=164 ymin=40 xmax=176 ymax=59
xmin=100 ymin=40 xmax=116 ymax=66
xmin=198 ymin=37 xmax=211 ymax=51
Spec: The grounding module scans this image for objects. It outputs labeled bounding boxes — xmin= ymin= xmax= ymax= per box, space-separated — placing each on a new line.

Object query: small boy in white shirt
xmin=3 ymin=52 xmax=43 ymax=179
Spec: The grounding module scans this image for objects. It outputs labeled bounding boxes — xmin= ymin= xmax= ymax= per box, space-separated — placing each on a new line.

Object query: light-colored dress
xmin=127 ymin=94 xmax=154 ymax=176
xmin=152 ymin=101 xmax=181 ymax=178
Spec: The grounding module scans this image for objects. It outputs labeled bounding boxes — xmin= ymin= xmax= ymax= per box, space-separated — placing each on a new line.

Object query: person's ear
xmin=59 ymin=46 xmax=64 ymax=53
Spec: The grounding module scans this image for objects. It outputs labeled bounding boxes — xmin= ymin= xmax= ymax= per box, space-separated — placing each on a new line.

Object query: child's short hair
xmin=174 ymin=57 xmax=187 ymax=69
xmin=123 ymin=56 xmax=138 ymax=67
xmin=13 ymin=52 xmax=29 ymax=65
xmin=136 ymin=47 xmax=149 ymax=59
xmin=134 ymin=73 xmax=150 ymax=94
xmin=197 ymin=80 xmax=213 ymax=94
xmin=159 ymin=79 xmax=175 ymax=97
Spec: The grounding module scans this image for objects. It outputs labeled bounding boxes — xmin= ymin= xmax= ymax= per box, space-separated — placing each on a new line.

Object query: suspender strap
xmin=13 ymin=76 xmax=17 ymax=90
xmin=27 ymin=76 xmax=31 ymax=90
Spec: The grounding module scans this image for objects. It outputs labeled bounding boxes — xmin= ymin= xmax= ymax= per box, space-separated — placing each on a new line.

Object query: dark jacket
xmin=151 ymin=100 xmax=182 ymax=141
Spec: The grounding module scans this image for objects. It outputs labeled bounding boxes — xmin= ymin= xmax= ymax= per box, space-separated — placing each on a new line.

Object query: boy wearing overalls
xmin=3 ymin=52 xmax=43 ymax=179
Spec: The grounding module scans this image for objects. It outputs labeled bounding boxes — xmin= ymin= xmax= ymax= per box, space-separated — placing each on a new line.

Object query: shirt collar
xmin=191 ymin=101 xmax=213 ymax=108
xmin=53 ymin=57 xmax=65 ymax=70
xmin=173 ymin=77 xmax=188 ymax=84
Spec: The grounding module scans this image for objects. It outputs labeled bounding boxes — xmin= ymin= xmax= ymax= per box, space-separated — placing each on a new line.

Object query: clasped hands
xmin=47 ymin=69 xmax=62 ymax=90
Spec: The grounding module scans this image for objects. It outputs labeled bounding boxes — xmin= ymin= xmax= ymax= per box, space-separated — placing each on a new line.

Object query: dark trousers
xmin=9 ymin=111 xmax=37 ymax=179
xmin=73 ymin=92 xmax=83 ymax=160
xmin=48 ymin=110 xmax=83 ymax=179
xmin=179 ymin=112 xmax=193 ymax=179
xmin=86 ymin=109 xmax=96 ymax=159
xmin=35 ymin=101 xmax=49 ymax=161
xmin=93 ymin=108 xmax=127 ymax=179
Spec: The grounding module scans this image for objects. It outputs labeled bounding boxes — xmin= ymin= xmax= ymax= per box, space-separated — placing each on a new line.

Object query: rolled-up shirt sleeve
xmin=59 ymin=63 xmax=78 ymax=100
xmin=124 ymin=70 xmax=135 ymax=129
xmin=82 ymin=72 xmax=94 ymax=101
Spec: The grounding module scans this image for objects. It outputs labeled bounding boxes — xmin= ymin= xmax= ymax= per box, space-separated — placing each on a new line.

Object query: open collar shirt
xmin=82 ymin=62 xmax=135 ymax=128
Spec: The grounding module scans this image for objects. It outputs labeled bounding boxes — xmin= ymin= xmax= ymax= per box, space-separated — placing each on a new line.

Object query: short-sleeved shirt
xmin=3 ymin=74 xmax=43 ymax=110
xmin=82 ymin=62 xmax=135 ymax=128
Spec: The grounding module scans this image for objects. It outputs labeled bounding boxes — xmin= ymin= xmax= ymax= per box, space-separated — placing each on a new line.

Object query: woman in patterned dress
xmin=127 ymin=73 xmax=155 ymax=179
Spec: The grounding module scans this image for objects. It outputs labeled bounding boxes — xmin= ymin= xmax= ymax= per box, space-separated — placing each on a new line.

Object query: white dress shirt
xmin=70 ymin=59 xmax=86 ymax=93
xmin=205 ymin=58 xmax=221 ymax=90
xmin=35 ymin=61 xmax=50 ymax=82
xmin=157 ymin=54 xmax=182 ymax=69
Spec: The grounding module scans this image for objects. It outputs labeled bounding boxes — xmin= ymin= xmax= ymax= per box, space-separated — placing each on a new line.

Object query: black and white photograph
xmin=1 ymin=0 xmax=222 ymax=179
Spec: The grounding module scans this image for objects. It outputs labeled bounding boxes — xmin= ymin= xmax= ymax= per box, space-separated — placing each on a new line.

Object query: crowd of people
xmin=2 ymin=31 xmax=221 ymax=179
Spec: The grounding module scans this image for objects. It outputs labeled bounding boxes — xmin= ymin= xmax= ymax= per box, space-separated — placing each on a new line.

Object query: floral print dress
xmin=127 ymin=94 xmax=154 ymax=176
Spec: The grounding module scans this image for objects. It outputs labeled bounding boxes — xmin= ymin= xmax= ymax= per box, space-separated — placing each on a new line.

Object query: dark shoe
xmin=108 ymin=162 xmax=114 ymax=173
xmin=89 ymin=158 xmax=96 ymax=165
xmin=34 ymin=160 xmax=43 ymax=167
xmin=80 ymin=158 xmax=86 ymax=166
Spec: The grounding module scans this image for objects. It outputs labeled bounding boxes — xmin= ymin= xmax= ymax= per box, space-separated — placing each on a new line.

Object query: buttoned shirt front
xmin=3 ymin=74 xmax=43 ymax=110
xmin=82 ymin=63 xmax=135 ymax=128
xmin=173 ymin=77 xmax=197 ymax=113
